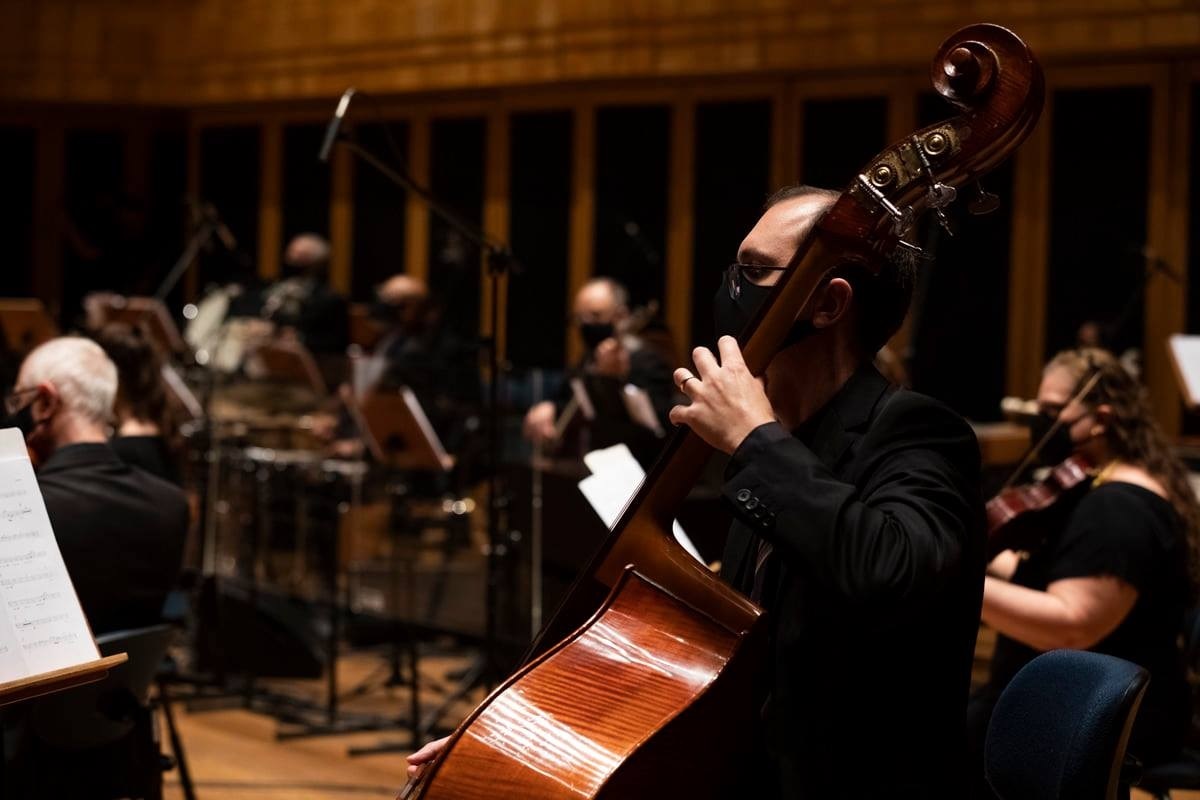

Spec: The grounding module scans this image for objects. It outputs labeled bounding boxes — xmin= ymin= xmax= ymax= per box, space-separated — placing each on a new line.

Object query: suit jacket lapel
xmin=809 ymin=366 xmax=892 ymax=476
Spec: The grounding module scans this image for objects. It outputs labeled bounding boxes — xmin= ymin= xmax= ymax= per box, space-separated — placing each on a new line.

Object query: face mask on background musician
xmin=1026 ymin=411 xmax=1077 ymax=466
xmin=578 ymin=321 xmax=616 ymax=352
xmin=0 ymin=398 xmax=36 ymax=440
xmin=1025 ymin=407 xmax=1105 ymax=467
xmin=1 ymin=385 xmax=51 ymax=456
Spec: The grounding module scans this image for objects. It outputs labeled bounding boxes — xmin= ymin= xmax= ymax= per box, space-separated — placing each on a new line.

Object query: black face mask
xmin=1027 ymin=411 xmax=1077 ymax=466
xmin=0 ymin=400 xmax=36 ymax=440
xmin=579 ymin=322 xmax=616 ymax=351
xmin=369 ymin=299 xmax=406 ymax=324
xmin=712 ymin=279 xmax=817 ymax=350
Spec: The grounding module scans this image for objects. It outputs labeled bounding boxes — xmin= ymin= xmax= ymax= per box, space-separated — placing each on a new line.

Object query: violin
xmin=986 ymin=454 xmax=1094 ymax=558
xmin=402 ymin=23 xmax=1044 ymax=800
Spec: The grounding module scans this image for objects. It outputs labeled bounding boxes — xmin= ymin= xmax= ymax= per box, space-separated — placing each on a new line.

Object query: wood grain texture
xmin=3 ymin=2 xmax=1200 ymax=105
xmin=415 ymin=569 xmax=753 ymax=799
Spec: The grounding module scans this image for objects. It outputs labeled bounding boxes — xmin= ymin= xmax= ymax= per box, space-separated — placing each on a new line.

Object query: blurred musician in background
xmin=261 ymin=233 xmax=349 ymax=357
xmin=93 ymin=322 xmax=182 ymax=485
xmin=330 ymin=272 xmax=481 ymax=458
xmin=521 ymin=277 xmax=674 ymax=460
xmin=1 ymin=337 xmax=188 ymax=634
xmin=969 ymin=348 xmax=1197 ymax=796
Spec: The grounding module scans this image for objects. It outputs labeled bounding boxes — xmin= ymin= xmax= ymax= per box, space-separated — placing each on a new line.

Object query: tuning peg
xmin=934 ymin=206 xmax=956 ymax=237
xmin=968 ymin=181 xmax=1001 ymax=215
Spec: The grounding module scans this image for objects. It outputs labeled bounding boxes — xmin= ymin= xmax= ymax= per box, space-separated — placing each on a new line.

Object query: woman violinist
xmin=968 ymin=348 xmax=1198 ymax=795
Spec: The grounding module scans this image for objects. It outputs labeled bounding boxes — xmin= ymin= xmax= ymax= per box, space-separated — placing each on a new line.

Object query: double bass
xmin=404 ymin=23 xmax=1045 ymax=799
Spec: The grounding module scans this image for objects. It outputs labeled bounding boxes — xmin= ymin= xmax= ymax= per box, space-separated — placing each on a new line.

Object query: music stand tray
xmin=246 ymin=339 xmax=328 ymax=396
xmin=86 ymin=294 xmax=189 ymax=358
xmin=0 ymin=654 xmax=128 ymax=708
xmin=349 ymin=387 xmax=454 ymax=472
xmin=0 ymin=298 xmax=59 ymax=353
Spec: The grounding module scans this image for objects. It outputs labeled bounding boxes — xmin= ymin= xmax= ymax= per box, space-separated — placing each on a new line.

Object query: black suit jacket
xmin=720 ymin=365 xmax=985 ymax=799
xmin=37 ymin=443 xmax=189 ymax=635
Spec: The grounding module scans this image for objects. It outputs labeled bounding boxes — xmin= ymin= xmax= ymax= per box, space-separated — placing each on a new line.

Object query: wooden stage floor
xmin=160 ymin=650 xmax=1199 ymax=800
xmin=162 ymin=650 xmax=485 ymax=800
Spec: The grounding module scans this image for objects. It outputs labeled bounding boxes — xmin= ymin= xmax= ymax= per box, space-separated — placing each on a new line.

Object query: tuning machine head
xmin=968 ymin=181 xmax=1001 ymax=215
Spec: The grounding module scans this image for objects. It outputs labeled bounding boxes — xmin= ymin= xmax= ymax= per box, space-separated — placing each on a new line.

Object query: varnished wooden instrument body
xmin=404 ymin=23 xmax=1044 ymax=799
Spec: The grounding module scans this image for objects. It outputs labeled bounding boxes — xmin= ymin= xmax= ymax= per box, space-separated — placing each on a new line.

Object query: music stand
xmin=0 ymin=299 xmax=59 ymax=354
xmin=1168 ymin=334 xmax=1200 ymax=411
xmin=245 ymin=339 xmax=328 ymax=397
xmin=85 ymin=294 xmax=189 ymax=359
xmin=348 ymin=387 xmax=454 ymax=473
xmin=338 ymin=386 xmax=454 ymax=756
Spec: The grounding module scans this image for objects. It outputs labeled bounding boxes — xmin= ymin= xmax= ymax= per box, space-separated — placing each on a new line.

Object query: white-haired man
xmin=1 ymin=336 xmax=188 ymax=635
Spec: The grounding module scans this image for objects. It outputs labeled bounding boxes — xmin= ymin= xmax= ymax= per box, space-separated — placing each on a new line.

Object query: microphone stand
xmin=329 ymin=129 xmax=518 ymax=753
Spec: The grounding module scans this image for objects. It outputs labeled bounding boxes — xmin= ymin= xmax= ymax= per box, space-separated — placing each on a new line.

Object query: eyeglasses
xmin=725 ymin=262 xmax=789 ymax=300
xmin=3 ymin=387 xmax=37 ymax=416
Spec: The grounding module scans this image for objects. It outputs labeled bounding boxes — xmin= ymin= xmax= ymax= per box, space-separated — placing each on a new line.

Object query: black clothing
xmin=376 ymin=327 xmax=481 ymax=453
xmin=719 ymin=365 xmax=985 ymax=799
xmin=37 ymin=443 xmax=188 ymax=635
xmin=110 ymin=434 xmax=181 ymax=485
xmin=263 ymin=277 xmax=349 ymax=355
xmin=970 ymin=482 xmax=1191 ymax=777
xmin=553 ymin=342 xmax=676 ymax=464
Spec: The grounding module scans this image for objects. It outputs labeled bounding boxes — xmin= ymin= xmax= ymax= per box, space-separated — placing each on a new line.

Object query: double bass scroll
xmin=405 ymin=23 xmax=1045 ymax=800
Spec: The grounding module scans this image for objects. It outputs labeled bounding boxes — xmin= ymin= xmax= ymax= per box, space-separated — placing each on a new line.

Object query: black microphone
xmin=205 ymin=203 xmax=238 ymax=251
xmin=318 ymin=88 xmax=356 ymax=163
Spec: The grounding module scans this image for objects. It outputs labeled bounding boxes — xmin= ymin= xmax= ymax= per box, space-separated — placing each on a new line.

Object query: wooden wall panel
xmin=5 ymin=1 xmax=1200 ymax=106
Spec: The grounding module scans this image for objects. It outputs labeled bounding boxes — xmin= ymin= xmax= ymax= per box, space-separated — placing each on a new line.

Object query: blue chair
xmin=985 ymin=649 xmax=1149 ymax=800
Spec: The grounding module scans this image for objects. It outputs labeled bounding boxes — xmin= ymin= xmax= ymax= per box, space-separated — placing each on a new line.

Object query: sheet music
xmin=0 ymin=429 xmax=99 ymax=681
xmin=621 ymin=384 xmax=664 ymax=437
xmin=578 ymin=444 xmax=704 ymax=564
xmin=400 ymin=387 xmax=453 ymax=470
xmin=1169 ymin=335 xmax=1200 ymax=409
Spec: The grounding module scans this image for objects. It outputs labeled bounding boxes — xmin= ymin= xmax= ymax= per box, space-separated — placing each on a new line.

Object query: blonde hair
xmin=1047 ymin=347 xmax=1200 ymax=586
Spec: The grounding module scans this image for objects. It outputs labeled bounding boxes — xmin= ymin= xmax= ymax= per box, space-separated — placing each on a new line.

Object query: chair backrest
xmin=30 ymin=624 xmax=175 ymax=751
xmin=986 ymin=649 xmax=1149 ymax=800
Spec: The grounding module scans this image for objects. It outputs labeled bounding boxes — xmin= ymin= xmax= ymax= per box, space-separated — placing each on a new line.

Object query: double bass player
xmin=410 ymin=185 xmax=987 ymax=798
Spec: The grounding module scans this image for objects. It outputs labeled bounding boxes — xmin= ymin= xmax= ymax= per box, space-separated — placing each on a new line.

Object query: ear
xmin=31 ymin=382 xmax=60 ymax=422
xmin=809 ymin=277 xmax=854 ymax=330
xmin=1091 ymin=403 xmax=1114 ymax=428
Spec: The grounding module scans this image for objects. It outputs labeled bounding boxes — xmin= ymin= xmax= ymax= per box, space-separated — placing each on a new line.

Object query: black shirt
xmin=110 ymin=434 xmax=181 ymax=486
xmin=719 ymin=365 xmax=985 ymax=799
xmin=36 ymin=443 xmax=188 ymax=635
xmin=987 ymin=482 xmax=1191 ymax=762
xmin=554 ymin=344 xmax=676 ymax=465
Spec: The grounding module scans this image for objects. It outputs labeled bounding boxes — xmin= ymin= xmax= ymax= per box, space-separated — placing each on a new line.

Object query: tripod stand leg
xmin=158 ymin=678 xmax=198 ymax=800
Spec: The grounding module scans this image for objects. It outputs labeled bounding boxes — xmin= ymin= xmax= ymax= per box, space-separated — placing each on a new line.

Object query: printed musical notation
xmin=0 ymin=504 xmax=32 ymax=523
xmin=0 ymin=571 xmax=54 ymax=590
xmin=22 ymin=632 xmax=80 ymax=651
xmin=0 ymin=427 xmax=100 ymax=681
xmin=0 ymin=550 xmax=46 ymax=567
xmin=16 ymin=613 xmax=70 ymax=630
xmin=7 ymin=592 xmax=62 ymax=611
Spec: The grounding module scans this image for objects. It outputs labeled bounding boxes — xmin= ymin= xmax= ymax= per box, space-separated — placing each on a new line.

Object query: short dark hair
xmin=766 ymin=184 xmax=916 ymax=355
